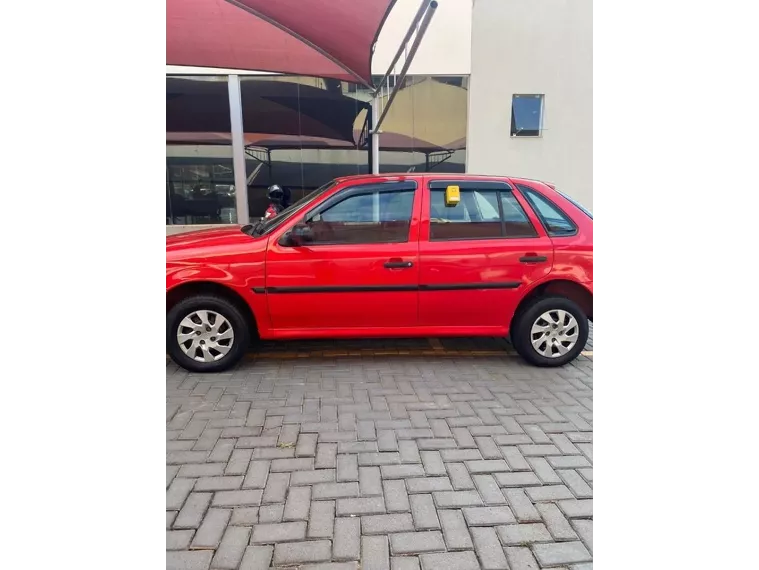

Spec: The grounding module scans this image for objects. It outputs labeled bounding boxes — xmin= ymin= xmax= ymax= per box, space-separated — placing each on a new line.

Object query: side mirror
xmin=285 ymin=223 xmax=314 ymax=247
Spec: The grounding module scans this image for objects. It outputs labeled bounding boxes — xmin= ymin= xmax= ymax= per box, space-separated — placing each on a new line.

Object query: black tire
xmin=167 ymin=295 xmax=250 ymax=373
xmin=511 ymin=296 xmax=589 ymax=367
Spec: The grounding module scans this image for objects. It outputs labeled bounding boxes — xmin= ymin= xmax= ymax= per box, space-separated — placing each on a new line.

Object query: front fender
xmin=166 ymin=263 xmax=237 ymax=292
xmin=166 ymin=262 xmax=271 ymax=336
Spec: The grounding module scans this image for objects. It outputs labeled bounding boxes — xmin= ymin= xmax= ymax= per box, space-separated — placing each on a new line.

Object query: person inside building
xmin=264 ymin=184 xmax=291 ymax=219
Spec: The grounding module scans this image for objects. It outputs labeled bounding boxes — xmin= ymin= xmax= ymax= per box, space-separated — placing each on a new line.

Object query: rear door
xmin=418 ymin=179 xmax=554 ymax=329
xmin=264 ymin=180 xmax=421 ymax=331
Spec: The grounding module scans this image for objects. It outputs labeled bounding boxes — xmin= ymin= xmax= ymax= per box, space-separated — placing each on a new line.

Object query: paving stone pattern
xmin=167 ymin=343 xmax=592 ymax=569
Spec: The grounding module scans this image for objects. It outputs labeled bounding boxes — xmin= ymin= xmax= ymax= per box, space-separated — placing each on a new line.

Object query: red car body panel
xmin=263 ymin=186 xmax=423 ymax=330
xmin=166 ymin=174 xmax=592 ymax=340
xmin=417 ymin=178 xmax=554 ymax=330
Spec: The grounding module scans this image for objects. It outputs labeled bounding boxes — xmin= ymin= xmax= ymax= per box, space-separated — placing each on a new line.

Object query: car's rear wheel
xmin=167 ymin=295 xmax=250 ymax=373
xmin=512 ymin=296 xmax=589 ymax=367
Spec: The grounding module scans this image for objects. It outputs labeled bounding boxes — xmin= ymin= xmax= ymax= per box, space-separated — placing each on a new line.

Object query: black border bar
xmin=252 ymin=282 xmax=521 ymax=294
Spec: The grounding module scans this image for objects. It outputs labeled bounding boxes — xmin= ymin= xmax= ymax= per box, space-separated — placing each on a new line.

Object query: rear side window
xmin=518 ymin=185 xmax=577 ymax=236
xmin=429 ymin=184 xmax=538 ymax=240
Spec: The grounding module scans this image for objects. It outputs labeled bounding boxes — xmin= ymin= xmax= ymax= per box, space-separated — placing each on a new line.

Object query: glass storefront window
xmin=166 ymin=74 xmax=470 ymax=227
xmin=240 ymin=75 xmax=368 ymax=220
xmin=372 ymin=75 xmax=468 ymax=174
xmin=166 ymin=76 xmax=236 ymax=225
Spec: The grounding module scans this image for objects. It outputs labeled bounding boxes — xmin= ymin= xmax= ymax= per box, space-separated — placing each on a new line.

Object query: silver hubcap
xmin=177 ymin=310 xmax=235 ymax=362
xmin=530 ymin=310 xmax=579 ymax=358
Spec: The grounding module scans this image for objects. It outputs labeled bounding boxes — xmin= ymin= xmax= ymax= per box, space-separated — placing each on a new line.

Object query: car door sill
xmin=262 ymin=325 xmax=510 ymax=341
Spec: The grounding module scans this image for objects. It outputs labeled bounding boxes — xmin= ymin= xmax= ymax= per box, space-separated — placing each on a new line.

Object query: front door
xmin=265 ymin=180 xmax=421 ymax=331
xmin=418 ymin=179 xmax=554 ymax=329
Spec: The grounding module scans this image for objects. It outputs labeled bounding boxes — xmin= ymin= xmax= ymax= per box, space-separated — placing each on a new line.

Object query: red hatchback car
xmin=167 ymin=174 xmax=592 ymax=372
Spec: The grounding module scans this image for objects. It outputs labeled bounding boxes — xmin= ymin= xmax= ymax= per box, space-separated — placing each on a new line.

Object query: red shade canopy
xmin=167 ymin=0 xmax=398 ymax=86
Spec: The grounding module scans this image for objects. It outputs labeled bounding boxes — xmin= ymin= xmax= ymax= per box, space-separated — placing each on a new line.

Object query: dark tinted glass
xmin=308 ymin=189 xmax=414 ymax=244
xmin=429 ymin=188 xmax=538 ymax=240
xmin=166 ymin=76 xmax=237 ymax=225
xmin=500 ymin=193 xmax=539 ymax=237
xmin=511 ymin=95 xmax=543 ymax=137
xmin=430 ymin=189 xmax=502 ymax=240
xmin=240 ymin=76 xmax=367 ymax=219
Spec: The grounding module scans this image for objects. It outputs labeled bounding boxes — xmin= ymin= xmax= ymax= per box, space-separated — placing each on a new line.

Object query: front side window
xmin=519 ymin=185 xmax=577 ymax=236
xmin=429 ymin=186 xmax=538 ymax=240
xmin=306 ymin=184 xmax=415 ymax=244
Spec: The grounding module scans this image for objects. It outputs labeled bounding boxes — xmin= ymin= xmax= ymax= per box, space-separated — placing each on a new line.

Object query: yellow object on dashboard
xmin=445 ymin=185 xmax=460 ymax=206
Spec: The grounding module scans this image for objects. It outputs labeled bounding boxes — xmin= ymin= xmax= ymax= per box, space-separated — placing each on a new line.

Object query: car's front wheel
xmin=512 ymin=296 xmax=589 ymax=367
xmin=167 ymin=295 xmax=250 ymax=373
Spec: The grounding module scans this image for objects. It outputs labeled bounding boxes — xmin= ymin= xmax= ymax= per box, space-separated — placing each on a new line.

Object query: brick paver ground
xmin=167 ymin=337 xmax=592 ymax=570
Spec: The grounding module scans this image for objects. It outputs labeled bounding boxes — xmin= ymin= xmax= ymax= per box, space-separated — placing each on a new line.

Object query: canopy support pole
xmin=369 ymin=0 xmax=437 ymax=173
xmin=366 ymin=103 xmax=374 ymax=174
xmin=371 ymin=97 xmax=380 ymax=174
xmin=372 ymin=0 xmax=438 ymax=135
xmin=373 ymin=0 xmax=433 ymax=95
xmin=228 ymin=75 xmax=250 ymax=225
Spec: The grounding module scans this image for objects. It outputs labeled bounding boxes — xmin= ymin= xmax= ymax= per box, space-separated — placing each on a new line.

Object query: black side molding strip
xmin=419 ymin=282 xmax=520 ymax=291
xmin=266 ymin=285 xmax=418 ymax=294
xmin=252 ymin=282 xmax=521 ymax=294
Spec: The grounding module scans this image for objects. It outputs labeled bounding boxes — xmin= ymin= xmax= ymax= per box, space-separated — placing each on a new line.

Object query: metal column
xmin=373 ymin=1 xmax=438 ymax=133
xmin=369 ymin=0 xmax=438 ymax=174
xmin=371 ymin=97 xmax=380 ymax=175
xmin=227 ymin=75 xmax=250 ymax=225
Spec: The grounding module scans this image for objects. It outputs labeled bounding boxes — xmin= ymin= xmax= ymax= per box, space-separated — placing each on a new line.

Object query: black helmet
xmin=267 ymin=184 xmax=284 ymax=203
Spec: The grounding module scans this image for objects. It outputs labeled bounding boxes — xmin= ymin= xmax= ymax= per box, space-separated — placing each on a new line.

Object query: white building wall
xmin=372 ymin=0 xmax=472 ymax=75
xmin=467 ymin=0 xmax=592 ymax=209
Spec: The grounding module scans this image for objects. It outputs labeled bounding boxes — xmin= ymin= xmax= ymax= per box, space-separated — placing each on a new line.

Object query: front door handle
xmin=384 ymin=260 xmax=414 ymax=269
xmin=519 ymin=255 xmax=548 ymax=263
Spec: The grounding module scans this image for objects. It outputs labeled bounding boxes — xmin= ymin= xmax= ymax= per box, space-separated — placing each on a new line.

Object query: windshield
xmin=557 ymin=190 xmax=593 ymax=219
xmin=246 ymin=181 xmax=337 ymax=237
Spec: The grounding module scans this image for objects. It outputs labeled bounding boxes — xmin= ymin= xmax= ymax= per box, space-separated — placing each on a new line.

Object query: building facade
xmin=166 ymin=0 xmax=591 ymax=234
xmin=467 ymin=0 xmax=593 ymax=210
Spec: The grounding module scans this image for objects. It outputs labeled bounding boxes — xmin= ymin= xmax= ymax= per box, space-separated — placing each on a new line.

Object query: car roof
xmin=332 ymin=173 xmax=554 ymax=189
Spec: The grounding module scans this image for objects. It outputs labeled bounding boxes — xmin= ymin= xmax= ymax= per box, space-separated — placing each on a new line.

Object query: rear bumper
xmin=593 ymin=216 xmax=601 ymax=320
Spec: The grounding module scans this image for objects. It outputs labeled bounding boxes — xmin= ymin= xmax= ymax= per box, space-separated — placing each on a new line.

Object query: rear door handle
xmin=384 ymin=260 xmax=414 ymax=269
xmin=519 ymin=255 xmax=548 ymax=263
